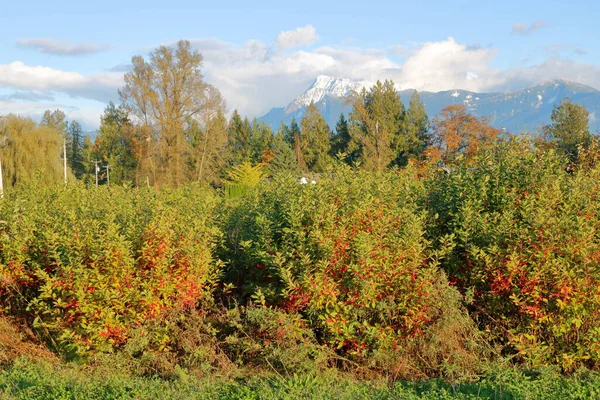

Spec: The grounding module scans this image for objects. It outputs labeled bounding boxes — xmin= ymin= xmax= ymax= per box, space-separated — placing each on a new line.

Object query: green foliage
xmin=94 ymin=102 xmax=137 ymax=185
xmin=0 ymin=115 xmax=65 ymax=187
xmin=0 ymin=183 xmax=221 ymax=355
xmin=220 ymin=166 xmax=484 ymax=378
xmin=545 ymin=98 xmax=592 ymax=163
xmin=2 ymin=358 xmax=600 ymax=399
xmin=428 ymin=138 xmax=600 ymax=371
xmin=226 ymin=162 xmax=266 ymax=188
xmin=300 ymin=102 xmax=332 ymax=172
xmin=349 ymin=80 xmax=407 ymax=171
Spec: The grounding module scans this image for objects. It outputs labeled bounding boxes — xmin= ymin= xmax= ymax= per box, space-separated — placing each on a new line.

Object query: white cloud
xmin=0 ymin=99 xmax=102 ymax=130
xmin=512 ymin=20 xmax=548 ymax=36
xmin=275 ymin=25 xmax=318 ymax=50
xmin=3 ymin=32 xmax=600 ymax=129
xmin=0 ymin=61 xmax=122 ymax=103
xmin=17 ymin=38 xmax=110 ymax=56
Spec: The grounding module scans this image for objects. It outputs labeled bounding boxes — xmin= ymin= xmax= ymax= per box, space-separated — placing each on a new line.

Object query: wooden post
xmin=63 ymin=138 xmax=68 ymax=185
xmin=0 ymin=160 xmax=4 ymax=199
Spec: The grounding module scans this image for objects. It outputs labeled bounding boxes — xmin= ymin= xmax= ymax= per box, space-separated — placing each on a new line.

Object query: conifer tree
xmin=300 ymin=102 xmax=331 ymax=172
xmin=330 ymin=113 xmax=352 ymax=161
xmin=227 ymin=110 xmax=252 ymax=165
xmin=67 ymin=121 xmax=84 ymax=179
xmin=268 ymin=135 xmax=299 ymax=175
xmin=403 ymin=90 xmax=429 ymax=162
xmin=95 ymin=102 xmax=137 ymax=185
xmin=249 ymin=119 xmax=274 ymax=164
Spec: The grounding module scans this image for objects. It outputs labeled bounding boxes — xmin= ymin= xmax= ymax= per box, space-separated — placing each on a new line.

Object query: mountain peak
xmin=536 ymin=78 xmax=598 ymax=93
xmin=285 ymin=76 xmax=362 ymax=114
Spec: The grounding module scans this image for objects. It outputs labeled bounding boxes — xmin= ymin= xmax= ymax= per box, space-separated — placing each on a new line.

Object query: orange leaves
xmin=427 ymin=104 xmax=501 ymax=165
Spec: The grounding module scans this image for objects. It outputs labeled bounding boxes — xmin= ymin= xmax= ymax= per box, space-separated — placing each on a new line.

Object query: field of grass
xmin=0 ymin=359 xmax=599 ymax=399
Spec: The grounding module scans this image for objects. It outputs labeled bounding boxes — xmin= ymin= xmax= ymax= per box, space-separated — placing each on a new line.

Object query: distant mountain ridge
xmin=258 ymin=77 xmax=600 ymax=134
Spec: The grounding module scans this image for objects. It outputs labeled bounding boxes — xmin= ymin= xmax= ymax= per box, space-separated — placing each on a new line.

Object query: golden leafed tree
xmin=426 ymin=105 xmax=500 ymax=165
xmin=119 ymin=40 xmax=227 ymax=187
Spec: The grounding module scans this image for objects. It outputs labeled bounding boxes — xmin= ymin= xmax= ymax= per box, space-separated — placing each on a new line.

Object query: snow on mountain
xmin=285 ymin=75 xmax=362 ymax=114
xmin=259 ymin=77 xmax=600 ymax=134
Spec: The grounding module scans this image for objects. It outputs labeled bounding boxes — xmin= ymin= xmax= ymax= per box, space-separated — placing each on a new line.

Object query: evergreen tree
xmin=330 ymin=113 xmax=352 ymax=162
xmin=67 ymin=121 xmax=84 ymax=178
xmin=268 ymin=135 xmax=299 ymax=175
xmin=403 ymin=90 xmax=429 ymax=163
xmin=349 ymin=80 xmax=406 ymax=171
xmin=300 ymin=102 xmax=331 ymax=172
xmin=250 ymin=119 xmax=274 ymax=164
xmin=95 ymin=102 xmax=137 ymax=185
xmin=283 ymin=118 xmax=301 ymax=147
xmin=227 ymin=110 xmax=252 ymax=165
xmin=545 ymin=98 xmax=591 ymax=163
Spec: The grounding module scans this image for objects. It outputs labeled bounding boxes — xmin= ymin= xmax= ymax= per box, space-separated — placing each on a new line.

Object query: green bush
xmin=428 ymin=139 xmax=600 ymax=371
xmin=221 ymin=166 xmax=485 ymax=377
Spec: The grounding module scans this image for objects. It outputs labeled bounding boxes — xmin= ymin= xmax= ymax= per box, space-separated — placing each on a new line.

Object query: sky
xmin=1 ymin=0 xmax=599 ymax=130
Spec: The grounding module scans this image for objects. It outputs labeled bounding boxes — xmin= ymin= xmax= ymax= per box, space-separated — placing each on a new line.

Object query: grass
xmin=1 ymin=359 xmax=599 ymax=399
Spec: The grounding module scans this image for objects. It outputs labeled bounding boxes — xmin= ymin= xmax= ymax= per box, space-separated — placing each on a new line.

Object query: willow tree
xmin=349 ymin=80 xmax=406 ymax=171
xmin=120 ymin=40 xmax=226 ymax=187
xmin=0 ymin=115 xmax=64 ymax=187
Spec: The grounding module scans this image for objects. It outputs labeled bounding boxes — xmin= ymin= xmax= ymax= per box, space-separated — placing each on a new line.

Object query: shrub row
xmin=1 ymin=140 xmax=599 ymax=377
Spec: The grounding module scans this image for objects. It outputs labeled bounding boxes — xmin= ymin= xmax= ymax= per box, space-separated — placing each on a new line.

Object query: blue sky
xmin=1 ymin=0 xmax=599 ymax=129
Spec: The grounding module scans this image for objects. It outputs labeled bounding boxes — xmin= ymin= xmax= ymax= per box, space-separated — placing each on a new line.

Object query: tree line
xmin=0 ymin=40 xmax=594 ymax=189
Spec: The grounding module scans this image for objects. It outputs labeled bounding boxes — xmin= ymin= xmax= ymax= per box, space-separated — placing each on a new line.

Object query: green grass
xmin=1 ymin=359 xmax=600 ymax=399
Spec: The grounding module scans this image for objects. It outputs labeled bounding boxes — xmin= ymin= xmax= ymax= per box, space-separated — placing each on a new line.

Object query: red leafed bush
xmin=0 ymin=183 xmax=220 ymax=355
xmin=221 ymin=166 xmax=480 ymax=372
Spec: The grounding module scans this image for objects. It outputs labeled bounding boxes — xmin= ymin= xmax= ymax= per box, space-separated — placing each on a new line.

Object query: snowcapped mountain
xmin=284 ymin=75 xmax=362 ymax=114
xmin=259 ymin=77 xmax=600 ymax=134
xmin=259 ymin=75 xmax=363 ymax=129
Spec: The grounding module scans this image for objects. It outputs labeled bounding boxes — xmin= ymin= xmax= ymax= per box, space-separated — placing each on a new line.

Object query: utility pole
xmin=94 ymin=160 xmax=100 ymax=187
xmin=0 ymin=160 xmax=4 ymax=199
xmin=105 ymin=164 xmax=110 ymax=187
xmin=63 ymin=137 xmax=68 ymax=185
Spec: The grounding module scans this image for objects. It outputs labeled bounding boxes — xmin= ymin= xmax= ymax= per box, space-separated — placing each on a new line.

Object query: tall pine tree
xmin=300 ymin=102 xmax=331 ymax=172
xmin=227 ymin=110 xmax=252 ymax=165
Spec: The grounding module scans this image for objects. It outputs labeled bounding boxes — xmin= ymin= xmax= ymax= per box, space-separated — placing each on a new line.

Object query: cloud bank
xmin=17 ymin=38 xmax=110 ymax=56
xmin=2 ymin=26 xmax=600 ymax=128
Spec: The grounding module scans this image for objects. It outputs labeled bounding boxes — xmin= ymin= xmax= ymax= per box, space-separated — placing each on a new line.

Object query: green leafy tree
xmin=300 ymin=102 xmax=331 ymax=172
xmin=545 ymin=98 xmax=591 ymax=163
xmin=40 ymin=109 xmax=67 ymax=136
xmin=349 ymin=80 xmax=406 ymax=171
